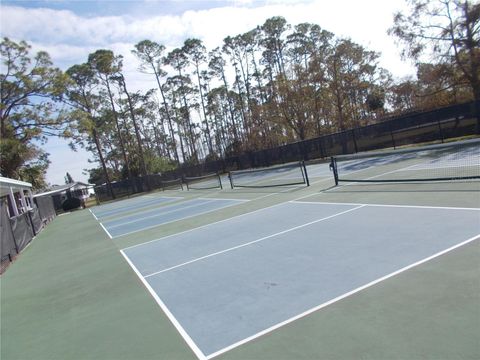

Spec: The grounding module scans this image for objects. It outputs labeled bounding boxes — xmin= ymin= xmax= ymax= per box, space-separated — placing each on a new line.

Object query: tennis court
xmin=121 ymin=201 xmax=479 ymax=358
xmin=91 ymin=195 xmax=183 ymax=219
xmin=2 ymin=139 xmax=479 ymax=360
xmin=98 ymin=198 xmax=248 ymax=238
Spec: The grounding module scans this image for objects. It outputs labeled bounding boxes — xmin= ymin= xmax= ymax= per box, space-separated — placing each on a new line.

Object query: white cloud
xmin=29 ymin=42 xmax=97 ymax=67
xmin=1 ymin=1 xmax=414 ymax=77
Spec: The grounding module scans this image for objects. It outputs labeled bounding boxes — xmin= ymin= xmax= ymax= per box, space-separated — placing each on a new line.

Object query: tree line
xmin=1 ymin=0 xmax=478 ymax=190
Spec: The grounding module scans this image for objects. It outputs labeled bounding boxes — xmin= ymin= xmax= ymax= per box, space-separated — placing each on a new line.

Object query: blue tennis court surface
xmin=121 ymin=201 xmax=480 ymax=358
xmin=91 ymin=195 xmax=182 ymax=219
xmin=101 ymin=198 xmax=246 ymax=238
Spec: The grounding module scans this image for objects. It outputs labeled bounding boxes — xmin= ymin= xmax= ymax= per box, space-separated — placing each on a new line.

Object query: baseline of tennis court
xmin=121 ymin=201 xmax=480 ymax=359
xmin=99 ymin=198 xmax=247 ymax=238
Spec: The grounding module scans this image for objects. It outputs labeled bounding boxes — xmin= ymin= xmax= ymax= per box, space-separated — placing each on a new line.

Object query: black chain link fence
xmin=95 ymin=100 xmax=479 ymax=202
xmin=0 ymin=196 xmax=56 ymax=274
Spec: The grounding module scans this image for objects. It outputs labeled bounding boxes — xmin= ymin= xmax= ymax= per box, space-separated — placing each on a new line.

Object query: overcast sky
xmin=1 ymin=0 xmax=416 ymax=186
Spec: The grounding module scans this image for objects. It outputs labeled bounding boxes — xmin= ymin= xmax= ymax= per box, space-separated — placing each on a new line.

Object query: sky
xmin=1 ymin=0 xmax=416 ymax=186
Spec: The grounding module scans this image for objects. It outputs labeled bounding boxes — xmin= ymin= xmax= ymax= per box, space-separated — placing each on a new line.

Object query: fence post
xmin=475 ymin=100 xmax=480 ymax=134
xmin=389 ymin=123 xmax=396 ymax=149
xmin=27 ymin=210 xmax=37 ymax=236
xmin=9 ymin=216 xmax=20 ymax=254
xmin=318 ymin=136 xmax=325 ymax=159
xmin=437 ymin=119 xmax=445 ymax=143
xmin=351 ymin=129 xmax=358 ymax=153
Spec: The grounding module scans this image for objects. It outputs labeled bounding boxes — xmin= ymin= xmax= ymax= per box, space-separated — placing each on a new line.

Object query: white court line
xmin=293 ymin=191 xmax=330 ymax=202
xmin=406 ymin=163 xmax=480 ymax=171
xmin=144 ymin=205 xmax=365 ymax=278
xmin=289 ymin=200 xmax=480 ymax=211
xmin=197 ymin=197 xmax=249 ymax=202
xmin=206 ymin=233 xmax=480 ymax=359
xmin=89 ymin=208 xmax=112 ymax=239
xmin=120 ymin=250 xmax=207 ymax=360
xmin=88 ymin=208 xmax=98 ymax=221
xmin=99 ymin=222 xmax=113 ymax=239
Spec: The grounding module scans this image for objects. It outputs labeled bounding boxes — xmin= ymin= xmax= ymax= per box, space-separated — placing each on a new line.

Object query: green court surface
xmin=1 ymin=169 xmax=479 ymax=359
xmin=1 ymin=209 xmax=196 ymax=360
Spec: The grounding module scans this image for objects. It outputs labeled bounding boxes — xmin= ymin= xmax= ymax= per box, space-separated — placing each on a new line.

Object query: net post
xmin=217 ymin=173 xmax=223 ymax=190
xmin=330 ymin=157 xmax=339 ymax=186
xmin=228 ymin=172 xmax=234 ymax=189
xmin=183 ymin=175 xmax=190 ymax=191
xmin=301 ymin=161 xmax=310 ymax=186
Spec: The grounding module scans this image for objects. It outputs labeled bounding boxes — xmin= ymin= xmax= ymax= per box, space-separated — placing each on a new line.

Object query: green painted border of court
xmin=0 ymin=210 xmax=196 ymax=360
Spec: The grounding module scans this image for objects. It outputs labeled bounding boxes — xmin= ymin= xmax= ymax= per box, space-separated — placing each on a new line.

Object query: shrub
xmin=62 ymin=197 xmax=81 ymax=211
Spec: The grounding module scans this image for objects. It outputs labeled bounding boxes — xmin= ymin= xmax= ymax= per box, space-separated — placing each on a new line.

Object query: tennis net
xmin=330 ymin=138 xmax=480 ymax=185
xmin=183 ymin=173 xmax=223 ymax=190
xmin=229 ymin=161 xmax=310 ymax=188
xmin=161 ymin=178 xmax=184 ymax=191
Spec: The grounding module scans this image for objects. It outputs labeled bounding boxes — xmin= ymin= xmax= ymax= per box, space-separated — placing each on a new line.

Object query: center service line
xmin=144 ymin=204 xmax=365 ymax=278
